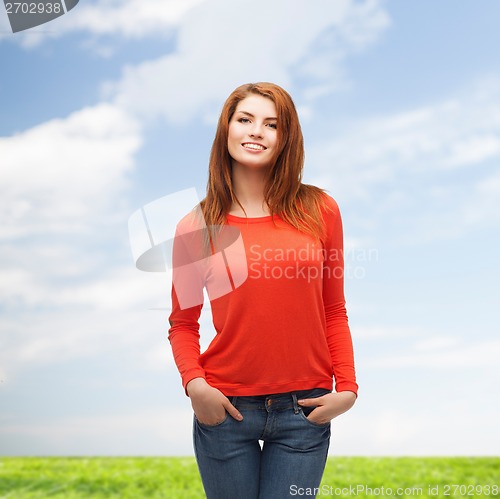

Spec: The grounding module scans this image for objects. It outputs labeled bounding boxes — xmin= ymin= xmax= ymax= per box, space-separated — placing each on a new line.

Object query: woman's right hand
xmin=186 ymin=378 xmax=243 ymax=426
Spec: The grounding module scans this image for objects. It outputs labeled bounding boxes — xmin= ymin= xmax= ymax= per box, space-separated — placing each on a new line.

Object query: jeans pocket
xmin=298 ymin=408 xmax=331 ymax=428
xmin=297 ymin=388 xmax=331 ymax=428
xmin=194 ymin=411 xmax=229 ymax=428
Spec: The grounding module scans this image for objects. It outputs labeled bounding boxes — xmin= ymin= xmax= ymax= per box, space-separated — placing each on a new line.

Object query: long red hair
xmin=200 ymin=82 xmax=334 ymax=244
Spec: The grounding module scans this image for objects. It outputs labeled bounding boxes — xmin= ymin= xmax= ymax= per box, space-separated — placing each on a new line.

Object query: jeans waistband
xmin=230 ymin=388 xmax=330 ymax=414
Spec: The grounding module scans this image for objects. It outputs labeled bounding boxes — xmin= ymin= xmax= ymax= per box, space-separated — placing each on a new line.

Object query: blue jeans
xmin=193 ymin=387 xmax=331 ymax=499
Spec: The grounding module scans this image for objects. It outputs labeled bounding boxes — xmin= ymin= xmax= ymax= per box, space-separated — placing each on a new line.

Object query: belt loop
xmin=292 ymin=393 xmax=299 ymax=414
xmin=231 ymin=396 xmax=238 ymax=407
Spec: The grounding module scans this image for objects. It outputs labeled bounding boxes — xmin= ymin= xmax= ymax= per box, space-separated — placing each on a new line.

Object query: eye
xmin=266 ymin=123 xmax=277 ymax=129
xmin=238 ymin=117 xmax=251 ymax=124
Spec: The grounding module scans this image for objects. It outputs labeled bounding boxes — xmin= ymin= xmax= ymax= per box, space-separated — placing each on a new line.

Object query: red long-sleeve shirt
xmin=168 ymin=194 xmax=358 ymax=397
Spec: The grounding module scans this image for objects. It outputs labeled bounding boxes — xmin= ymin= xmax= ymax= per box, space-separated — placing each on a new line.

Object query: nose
xmin=249 ymin=122 xmax=264 ymax=139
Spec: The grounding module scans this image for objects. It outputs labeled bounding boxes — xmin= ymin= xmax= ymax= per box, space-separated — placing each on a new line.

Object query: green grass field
xmin=0 ymin=457 xmax=498 ymax=498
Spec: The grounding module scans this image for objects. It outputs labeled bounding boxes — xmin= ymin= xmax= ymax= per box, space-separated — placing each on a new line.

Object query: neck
xmin=230 ymin=162 xmax=270 ymax=216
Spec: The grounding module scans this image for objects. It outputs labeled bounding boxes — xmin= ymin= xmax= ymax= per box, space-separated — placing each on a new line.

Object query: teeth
xmin=243 ymin=143 xmax=265 ymax=150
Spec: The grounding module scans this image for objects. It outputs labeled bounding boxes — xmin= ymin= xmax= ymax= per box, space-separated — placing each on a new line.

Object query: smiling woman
xmin=168 ymin=82 xmax=358 ymax=499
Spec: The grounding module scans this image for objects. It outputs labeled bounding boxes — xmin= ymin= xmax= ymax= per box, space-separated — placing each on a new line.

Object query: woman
xmin=168 ymin=82 xmax=358 ymax=499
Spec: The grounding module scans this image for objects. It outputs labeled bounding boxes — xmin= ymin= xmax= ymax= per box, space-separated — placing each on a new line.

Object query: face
xmin=227 ymin=94 xmax=278 ymax=171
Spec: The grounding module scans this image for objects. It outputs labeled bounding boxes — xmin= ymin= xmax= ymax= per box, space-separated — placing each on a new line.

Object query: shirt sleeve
xmin=168 ymin=289 xmax=205 ymax=395
xmin=167 ymin=212 xmax=207 ymax=395
xmin=321 ymin=195 xmax=359 ymax=396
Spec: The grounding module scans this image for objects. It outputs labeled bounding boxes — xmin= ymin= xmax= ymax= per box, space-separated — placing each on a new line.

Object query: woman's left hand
xmin=298 ymin=391 xmax=357 ymax=425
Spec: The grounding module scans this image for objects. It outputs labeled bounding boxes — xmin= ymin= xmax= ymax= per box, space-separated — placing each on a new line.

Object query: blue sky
xmin=1 ymin=0 xmax=499 ymax=456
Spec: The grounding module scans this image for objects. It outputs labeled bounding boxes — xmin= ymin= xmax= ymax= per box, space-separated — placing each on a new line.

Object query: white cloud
xmin=0 ymin=268 xmax=42 ymax=307
xmin=463 ymin=169 xmax=500 ymax=227
xmin=369 ymin=409 xmax=426 ymax=450
xmin=414 ymin=336 xmax=460 ymax=351
xmin=55 ymin=267 xmax=168 ymax=310
xmin=352 ymin=325 xmax=422 ymax=340
xmin=0 ymin=262 xmax=220 ymax=378
xmin=0 ymin=102 xmax=151 ymax=380
xmin=365 ymin=339 xmax=500 ymax=369
xmin=1 ymin=305 xmax=146 ymax=362
xmin=307 ymin=77 xmax=500 ymax=242
xmin=106 ymin=0 xmax=390 ymax=124
xmin=0 ymin=103 xmax=142 ymax=239
xmin=309 ymin=91 xmax=500 ymax=199
xmin=335 ymin=407 xmax=500 ymax=455
xmin=444 ymin=134 xmax=500 ymax=168
xmin=0 ymin=262 xmax=167 ymax=352
xmin=0 ymin=407 xmax=195 ymax=455
xmin=69 ymin=0 xmax=204 ymax=37
xmin=0 ymin=100 xmax=148 ymax=384
xmin=1 ymin=0 xmax=389 ymax=67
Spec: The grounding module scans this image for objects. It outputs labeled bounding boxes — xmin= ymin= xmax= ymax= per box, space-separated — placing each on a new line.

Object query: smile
xmin=242 ymin=143 xmax=266 ymax=151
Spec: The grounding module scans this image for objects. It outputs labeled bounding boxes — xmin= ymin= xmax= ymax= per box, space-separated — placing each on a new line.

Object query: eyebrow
xmin=237 ymin=111 xmax=277 ymax=121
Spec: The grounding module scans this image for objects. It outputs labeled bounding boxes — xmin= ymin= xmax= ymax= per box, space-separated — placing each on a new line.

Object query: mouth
xmin=242 ymin=142 xmax=267 ymax=151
